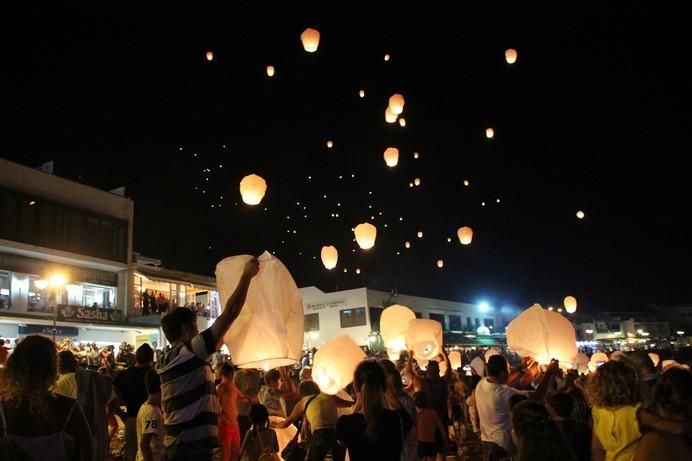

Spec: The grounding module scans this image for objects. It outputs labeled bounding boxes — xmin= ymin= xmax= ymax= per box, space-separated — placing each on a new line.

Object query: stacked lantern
xmin=406 ymin=319 xmax=443 ymax=360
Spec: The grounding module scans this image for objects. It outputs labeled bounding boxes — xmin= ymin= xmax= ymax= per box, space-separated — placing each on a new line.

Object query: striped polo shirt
xmin=156 ymin=328 xmax=220 ymax=456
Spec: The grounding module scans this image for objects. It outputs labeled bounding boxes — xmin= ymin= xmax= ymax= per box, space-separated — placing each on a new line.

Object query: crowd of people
xmin=0 ymin=257 xmax=691 ymax=461
xmin=138 ymin=288 xmax=217 ymax=318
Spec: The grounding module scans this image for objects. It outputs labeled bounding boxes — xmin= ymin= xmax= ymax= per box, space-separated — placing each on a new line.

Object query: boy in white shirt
xmin=137 ymin=369 xmax=164 ymax=461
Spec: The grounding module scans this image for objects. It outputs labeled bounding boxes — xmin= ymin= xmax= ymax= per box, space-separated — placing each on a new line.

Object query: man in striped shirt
xmin=157 ymin=257 xmax=259 ymax=461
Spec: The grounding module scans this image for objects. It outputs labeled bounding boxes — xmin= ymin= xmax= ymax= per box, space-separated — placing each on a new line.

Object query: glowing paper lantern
xmin=381 ymin=305 xmax=416 ymax=354
xmin=463 ymin=179 xmax=469 ymax=186
xmin=312 ymin=335 xmax=365 ymax=395
xmin=320 ymin=246 xmax=338 ymax=270
xmin=385 ymin=106 xmax=398 ymax=123
xmin=438 ymin=359 xmax=448 ymax=377
xmin=359 ymin=89 xmax=365 ymax=98
xmin=436 ymin=259 xmax=444 ymax=268
xmin=383 ymin=147 xmax=399 ymax=167
xmin=216 ymin=251 xmax=304 ymax=369
xmin=587 ymin=361 xmax=599 ymax=373
xmin=662 ymin=360 xmax=679 ymax=371
xmin=406 ymin=319 xmax=443 ymax=361
xmin=268 ymin=416 xmax=297 ymax=456
xmin=206 ymin=51 xmax=214 ymax=61
xmin=414 ymin=178 xmax=421 ymax=186
xmin=384 ymin=54 xmax=391 ymax=61
xmin=485 ymin=128 xmax=495 ymax=139
xmin=591 ymin=352 xmax=609 ymax=364
xmin=457 ymin=226 xmax=473 ymax=245
xmin=506 ymin=304 xmax=578 ymax=365
xmin=648 ymin=352 xmax=660 ymax=368
xmin=564 ymin=296 xmax=578 ymax=314
xmin=470 ymin=356 xmax=485 ymax=376
xmin=239 ymin=174 xmax=267 ymax=205
xmin=399 ymin=118 xmax=406 ymax=127
xmin=576 ymin=210 xmax=585 ymax=219
xmin=300 ymin=28 xmax=320 ymax=53
xmin=413 ymin=152 xmax=419 ymax=159
xmin=404 ymin=241 xmax=411 ymax=249
xmin=575 ymin=352 xmax=589 ymax=374
xmin=484 ymin=347 xmax=502 ymax=362
xmin=417 ymin=231 xmax=423 ymax=238
xmin=355 ymin=268 xmax=361 ymax=275
xmin=505 ymin=48 xmax=518 ymax=64
xmin=387 ymin=348 xmax=401 ymax=361
xmin=354 ymin=223 xmax=377 ymax=250
xmin=389 ymin=94 xmax=405 ymax=115
xmin=449 ymin=351 xmax=462 ymax=370
xmin=326 ymin=140 xmax=333 ymax=148
xmin=266 ymin=65 xmax=275 ymax=77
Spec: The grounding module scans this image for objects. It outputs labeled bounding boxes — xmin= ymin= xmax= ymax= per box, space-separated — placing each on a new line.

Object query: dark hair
xmin=549 ymin=393 xmax=574 ymax=418
xmin=468 ymin=375 xmax=481 ymax=391
xmin=250 ymin=403 xmax=269 ymax=427
xmin=145 ymin=369 xmax=161 ymax=395
xmin=136 ymin=343 xmax=154 ymax=365
xmin=161 ymin=307 xmax=196 ymax=342
xmin=379 ymin=359 xmax=404 ymax=394
xmin=509 ymin=393 xmax=528 ymax=410
xmin=264 ymin=369 xmax=281 ymax=385
xmin=413 ymin=391 xmax=429 ymax=408
xmin=0 ymin=335 xmax=57 ymax=417
xmin=221 ymin=363 xmax=234 ymax=378
xmin=628 ymin=351 xmax=656 ymax=375
xmin=486 ymin=355 xmax=508 ymax=378
xmin=58 ymin=350 xmax=78 ymax=374
xmin=654 ymin=367 xmax=692 ymax=419
xmin=426 ymin=360 xmax=440 ymax=375
xmin=353 ymin=360 xmax=387 ymax=442
xmin=512 ymin=401 xmax=577 ymax=461
xmin=298 ymin=380 xmax=320 ymax=397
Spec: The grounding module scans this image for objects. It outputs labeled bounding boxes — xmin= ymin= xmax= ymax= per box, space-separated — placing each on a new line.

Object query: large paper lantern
xmin=389 ymin=94 xmax=405 ymax=115
xmin=268 ymin=416 xmax=297 ymax=457
xmin=354 ymin=223 xmax=377 ymax=250
xmin=564 ymin=296 xmax=577 ymax=314
xmin=457 ymin=226 xmax=473 ymax=245
xmin=506 ymin=304 xmax=577 ymax=365
xmin=385 ymin=106 xmax=397 ymax=123
xmin=485 ymin=128 xmax=495 ymax=139
xmin=239 ymin=174 xmax=267 ymax=205
xmin=591 ymin=352 xmax=609 ymax=364
xmin=406 ymin=319 xmax=443 ymax=361
xmin=206 ymin=51 xmax=214 ymax=61
xmin=449 ymin=350 xmax=462 ymax=370
xmin=505 ymin=48 xmax=518 ymax=64
xmin=320 ymin=246 xmax=338 ymax=270
xmin=383 ymin=147 xmax=399 ymax=167
xmin=312 ymin=335 xmax=365 ymax=395
xmin=470 ymin=356 xmax=485 ymax=376
xmin=216 ymin=251 xmax=304 ymax=369
xmin=484 ymin=347 xmax=502 ymax=362
xmin=266 ymin=65 xmax=275 ymax=77
xmin=648 ymin=352 xmax=660 ymax=368
xmin=300 ymin=28 xmax=320 ymax=52
xmin=381 ymin=305 xmax=416 ymax=354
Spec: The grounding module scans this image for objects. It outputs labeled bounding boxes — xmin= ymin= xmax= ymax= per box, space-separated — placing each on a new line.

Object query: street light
xmin=49 ymin=273 xmax=67 ymax=342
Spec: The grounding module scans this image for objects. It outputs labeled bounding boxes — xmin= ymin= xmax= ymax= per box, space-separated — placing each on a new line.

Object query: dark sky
xmin=1 ymin=2 xmax=690 ymax=312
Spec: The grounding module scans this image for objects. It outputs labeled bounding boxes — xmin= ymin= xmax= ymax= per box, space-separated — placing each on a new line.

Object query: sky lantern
xmin=591 ymin=352 xmax=609 ymax=363
xmin=417 ymin=231 xmax=423 ymax=238
xmin=463 ymin=179 xmax=469 ymax=186
xmin=266 ymin=65 xmax=275 ymax=77
xmin=648 ymin=352 xmax=660 ymax=368
xmin=216 ymin=252 xmax=304 ymax=369
xmin=383 ymin=147 xmax=399 ymax=167
xmin=414 ymin=178 xmax=421 ymax=186
xmin=359 ymin=89 xmax=365 ymax=98
xmin=409 ymin=182 xmax=414 ymax=188
xmin=206 ymin=50 xmax=214 ymax=61
xmin=355 ymin=268 xmax=361 ymax=274
xmin=563 ymin=296 xmax=577 ymax=314
xmin=406 ymin=319 xmax=443 ymax=361
xmin=457 ymin=226 xmax=473 ymax=245
xmin=354 ymin=223 xmax=377 ymax=250
xmin=389 ymin=94 xmax=405 ymax=115
xmin=484 ymin=347 xmax=502 ymax=362
xmin=436 ymin=259 xmax=444 ymax=268
xmin=576 ymin=210 xmax=585 ymax=219
xmin=485 ymin=127 xmax=495 ymax=139
xmin=405 ymin=241 xmax=411 ymax=248
xmin=438 ymin=359 xmax=448 ymax=377
xmin=384 ymin=53 xmax=391 ymax=61
xmin=506 ymin=303 xmax=578 ymax=366
xmin=300 ymin=28 xmax=320 ymax=52
xmin=449 ymin=351 xmax=462 ymax=370
xmin=239 ymin=174 xmax=267 ymax=205
xmin=413 ymin=152 xmax=419 ymax=159
xmin=398 ymin=117 xmax=406 ymax=127
xmin=385 ymin=106 xmax=398 ymax=123
xmin=381 ymin=304 xmax=416 ymax=355
xmin=326 ymin=140 xmax=333 ymax=148
xmin=320 ymin=246 xmax=338 ymax=270
xmin=505 ymin=48 xmax=518 ymax=64
xmin=312 ymin=335 xmax=365 ymax=395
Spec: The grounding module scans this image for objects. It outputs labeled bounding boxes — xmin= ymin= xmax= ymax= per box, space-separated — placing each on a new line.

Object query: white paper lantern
xmin=648 ymin=352 xmax=660 ymax=368
xmin=576 ymin=210 xmax=585 ymax=219
xmin=485 ymin=127 xmax=495 ymax=139
xmin=414 ymin=178 xmax=421 ymax=186
xmin=505 ymin=48 xmax=518 ymax=64
xmin=300 ymin=28 xmax=320 ymax=53
xmin=383 ymin=147 xmax=399 ymax=167
xmin=216 ymin=251 xmax=304 ymax=369
xmin=591 ymin=352 xmax=609 ymax=364
xmin=387 ymin=348 xmax=401 ymax=361
xmin=436 ymin=259 xmax=444 ymax=268
xmin=406 ymin=319 xmax=443 ymax=361
xmin=320 ymin=246 xmax=338 ymax=270
xmin=312 ymin=335 xmax=365 ymax=395
xmin=457 ymin=226 xmax=473 ymax=245
xmin=404 ymin=241 xmax=411 ymax=249
xmin=470 ymin=356 xmax=485 ymax=376
xmin=206 ymin=50 xmax=214 ymax=61
xmin=506 ymin=303 xmax=578 ymax=365
xmin=381 ymin=305 xmax=416 ymax=354
xmin=449 ymin=351 xmax=462 ymax=370
xmin=587 ymin=361 xmax=599 ymax=373
xmin=239 ymin=174 xmax=267 ymax=205
xmin=398 ymin=118 xmax=406 ymax=127
xmin=385 ymin=106 xmax=398 ymax=123
xmin=268 ymin=416 xmax=297 ymax=456
xmin=354 ymin=223 xmax=377 ymax=250
xmin=575 ymin=352 xmax=590 ymax=374
xmin=266 ymin=65 xmax=275 ymax=77
xmin=484 ymin=347 xmax=502 ymax=362
xmin=564 ymin=296 xmax=577 ymax=314
xmin=359 ymin=89 xmax=365 ymax=98
xmin=326 ymin=140 xmax=333 ymax=148
xmin=384 ymin=54 xmax=391 ymax=61
xmin=417 ymin=231 xmax=423 ymax=238
xmin=389 ymin=94 xmax=405 ymax=115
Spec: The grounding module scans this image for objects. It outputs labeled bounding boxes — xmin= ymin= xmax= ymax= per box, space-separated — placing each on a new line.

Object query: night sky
xmin=1 ymin=3 xmax=690 ymax=313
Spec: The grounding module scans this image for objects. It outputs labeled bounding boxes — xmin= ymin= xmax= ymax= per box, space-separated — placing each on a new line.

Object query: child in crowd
xmin=414 ymin=391 xmax=448 ymax=461
xmin=136 ymin=369 xmax=164 ymax=461
xmin=239 ymin=404 xmax=280 ymax=461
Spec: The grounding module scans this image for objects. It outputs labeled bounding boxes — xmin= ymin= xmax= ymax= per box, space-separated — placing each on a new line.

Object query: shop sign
xmin=57 ymin=304 xmax=123 ymax=323
xmin=306 ymin=298 xmax=347 ymax=312
xmin=18 ymin=324 xmax=79 ymax=336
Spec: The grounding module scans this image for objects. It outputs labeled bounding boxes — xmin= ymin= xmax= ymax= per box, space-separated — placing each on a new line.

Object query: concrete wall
xmin=300 ymin=286 xmax=371 ymax=347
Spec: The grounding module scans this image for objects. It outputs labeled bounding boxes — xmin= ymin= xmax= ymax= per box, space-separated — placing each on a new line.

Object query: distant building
xmin=574 ymin=311 xmax=671 ymax=342
xmin=650 ymin=305 xmax=692 ymax=336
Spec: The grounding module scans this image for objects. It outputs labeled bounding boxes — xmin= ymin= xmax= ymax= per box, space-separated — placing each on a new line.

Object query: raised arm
xmin=406 ymin=350 xmax=422 ymax=389
xmin=529 ymin=360 xmax=558 ymax=402
xmin=272 ymin=398 xmax=305 ymax=428
xmin=441 ymin=349 xmax=452 ymax=379
xmin=211 ymin=258 xmax=259 ymax=348
xmin=279 ymin=366 xmax=299 ymax=400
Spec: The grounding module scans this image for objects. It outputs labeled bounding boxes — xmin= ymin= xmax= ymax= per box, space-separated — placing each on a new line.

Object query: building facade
xmin=574 ymin=311 xmax=671 ymax=343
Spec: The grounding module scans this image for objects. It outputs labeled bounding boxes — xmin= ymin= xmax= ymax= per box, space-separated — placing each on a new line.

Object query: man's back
xmin=475 ymin=377 xmax=528 ymax=450
xmin=114 ymin=365 xmax=150 ymax=417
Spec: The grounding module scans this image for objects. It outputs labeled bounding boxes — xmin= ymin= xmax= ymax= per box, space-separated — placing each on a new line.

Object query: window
xmin=0 ymin=271 xmax=10 ymax=308
xmin=304 ymin=313 xmax=319 ymax=332
xmin=484 ymin=318 xmax=494 ymax=329
xmin=82 ymin=284 xmax=115 ymax=308
xmin=466 ymin=317 xmax=472 ymax=329
xmin=474 ymin=318 xmax=481 ymax=328
xmin=449 ymin=315 xmax=461 ymax=331
xmin=429 ymin=313 xmax=446 ymax=329
xmin=340 ymin=307 xmax=366 ymax=328
xmin=369 ymin=307 xmax=383 ymax=332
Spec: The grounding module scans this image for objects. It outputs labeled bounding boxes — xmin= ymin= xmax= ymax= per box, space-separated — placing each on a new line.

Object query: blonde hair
xmin=587 ymin=360 xmax=642 ymax=408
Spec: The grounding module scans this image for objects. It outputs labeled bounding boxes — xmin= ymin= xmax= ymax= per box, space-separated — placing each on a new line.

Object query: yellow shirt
xmin=592 ymin=404 xmax=642 ymax=461
xmin=303 ymin=393 xmax=338 ymax=430
xmin=53 ymin=372 xmax=78 ymax=399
